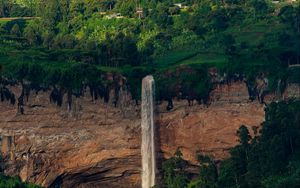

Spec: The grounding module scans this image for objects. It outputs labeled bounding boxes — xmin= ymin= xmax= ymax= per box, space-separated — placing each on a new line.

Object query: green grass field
xmin=152 ymin=19 xmax=283 ymax=70
xmin=153 ymin=49 xmax=199 ymax=67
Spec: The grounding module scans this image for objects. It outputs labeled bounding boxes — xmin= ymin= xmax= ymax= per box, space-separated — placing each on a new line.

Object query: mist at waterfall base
xmin=141 ymin=75 xmax=156 ymax=188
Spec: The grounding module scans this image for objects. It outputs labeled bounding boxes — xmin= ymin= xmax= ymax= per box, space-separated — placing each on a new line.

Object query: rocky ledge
xmin=0 ymin=81 xmax=299 ymax=187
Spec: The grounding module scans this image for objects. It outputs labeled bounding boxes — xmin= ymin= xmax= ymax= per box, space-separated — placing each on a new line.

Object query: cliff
xmin=0 ymin=81 xmax=299 ymax=187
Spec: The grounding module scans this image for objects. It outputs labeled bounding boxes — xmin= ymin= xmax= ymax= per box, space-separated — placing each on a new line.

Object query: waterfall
xmin=141 ymin=75 xmax=156 ymax=188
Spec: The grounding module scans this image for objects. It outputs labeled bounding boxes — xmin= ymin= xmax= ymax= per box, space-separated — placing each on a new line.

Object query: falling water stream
xmin=141 ymin=75 xmax=156 ymax=188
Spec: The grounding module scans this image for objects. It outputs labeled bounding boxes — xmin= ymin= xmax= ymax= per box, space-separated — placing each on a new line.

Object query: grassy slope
xmin=153 ymin=18 xmax=282 ymax=70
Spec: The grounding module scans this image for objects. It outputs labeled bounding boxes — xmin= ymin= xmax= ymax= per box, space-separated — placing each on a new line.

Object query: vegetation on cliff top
xmin=162 ymin=100 xmax=300 ymax=188
xmin=0 ymin=0 xmax=299 ymax=107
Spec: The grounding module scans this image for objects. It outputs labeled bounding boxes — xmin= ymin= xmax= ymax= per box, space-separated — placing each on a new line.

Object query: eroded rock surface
xmin=0 ymin=88 xmax=141 ymax=188
xmin=0 ymin=82 xmax=297 ymax=187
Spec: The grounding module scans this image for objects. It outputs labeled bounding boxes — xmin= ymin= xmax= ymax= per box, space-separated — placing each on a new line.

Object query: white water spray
xmin=141 ymin=75 xmax=156 ymax=188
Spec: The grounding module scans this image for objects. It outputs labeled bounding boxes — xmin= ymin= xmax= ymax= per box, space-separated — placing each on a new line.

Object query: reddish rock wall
xmin=0 ymin=81 xmax=298 ymax=187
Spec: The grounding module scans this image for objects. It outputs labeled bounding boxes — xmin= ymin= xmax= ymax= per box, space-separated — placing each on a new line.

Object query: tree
xmin=156 ymin=74 xmax=176 ymax=110
xmin=10 ymin=24 xmax=21 ymax=37
xmin=169 ymin=6 xmax=180 ymax=16
xmin=248 ymin=0 xmax=269 ymax=19
xmin=151 ymin=3 xmax=173 ymax=28
xmin=0 ymin=0 xmax=11 ymax=17
xmin=115 ymin=0 xmax=135 ymax=17
xmin=99 ymin=0 xmax=116 ymax=11
xmin=42 ymin=31 xmax=55 ymax=49
xmin=23 ymin=0 xmax=37 ymax=16
xmin=38 ymin=0 xmax=61 ymax=32
xmin=191 ymin=155 xmax=218 ymax=188
xmin=162 ymin=149 xmax=189 ymax=188
xmin=102 ymin=32 xmax=141 ymax=67
xmin=209 ymin=8 xmax=229 ymax=32
xmin=237 ymin=125 xmax=251 ymax=147
xmin=186 ymin=11 xmax=208 ymax=37
xmin=24 ymin=25 xmax=39 ymax=45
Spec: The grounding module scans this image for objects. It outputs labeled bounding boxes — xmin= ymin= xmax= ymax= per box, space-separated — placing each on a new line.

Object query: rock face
xmin=0 ymin=88 xmax=141 ymax=188
xmin=158 ymin=101 xmax=264 ymax=164
xmin=0 ymin=82 xmax=297 ymax=187
xmin=157 ymin=81 xmax=265 ymax=164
